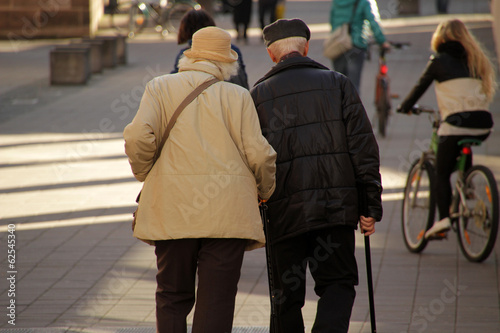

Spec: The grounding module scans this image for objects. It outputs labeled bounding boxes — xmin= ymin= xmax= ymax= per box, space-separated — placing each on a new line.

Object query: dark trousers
xmin=258 ymin=0 xmax=278 ymax=29
xmin=332 ymin=47 xmax=366 ymax=93
xmin=436 ymin=133 xmax=489 ymax=219
xmin=155 ymin=238 xmax=246 ymax=333
xmin=268 ymin=227 xmax=358 ymax=333
xmin=436 ymin=0 xmax=449 ymax=13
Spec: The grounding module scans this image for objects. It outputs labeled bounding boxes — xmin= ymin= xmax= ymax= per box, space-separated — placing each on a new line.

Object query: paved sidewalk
xmin=1 ymin=0 xmax=499 ymax=332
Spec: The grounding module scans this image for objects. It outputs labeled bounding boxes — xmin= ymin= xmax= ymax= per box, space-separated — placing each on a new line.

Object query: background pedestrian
xmin=328 ymin=0 xmax=390 ymax=92
xmin=171 ymin=9 xmax=249 ymax=89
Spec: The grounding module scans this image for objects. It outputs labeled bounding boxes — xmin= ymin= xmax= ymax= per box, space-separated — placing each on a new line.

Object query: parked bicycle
xmin=401 ymin=106 xmax=499 ymax=262
xmin=373 ymin=41 xmax=410 ymax=138
xmin=110 ymin=0 xmax=200 ymax=38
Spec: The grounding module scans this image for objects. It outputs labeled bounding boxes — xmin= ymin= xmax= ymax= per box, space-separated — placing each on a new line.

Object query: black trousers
xmin=155 ymin=238 xmax=246 ymax=333
xmin=268 ymin=227 xmax=358 ymax=333
xmin=258 ymin=0 xmax=278 ymax=29
xmin=436 ymin=133 xmax=489 ymax=219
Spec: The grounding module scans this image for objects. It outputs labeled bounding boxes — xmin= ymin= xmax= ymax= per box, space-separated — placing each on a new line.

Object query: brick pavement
xmin=0 ymin=0 xmax=499 ymax=332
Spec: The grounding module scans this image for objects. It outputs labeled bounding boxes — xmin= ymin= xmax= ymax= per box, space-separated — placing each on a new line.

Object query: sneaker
xmin=425 ymin=217 xmax=451 ymax=239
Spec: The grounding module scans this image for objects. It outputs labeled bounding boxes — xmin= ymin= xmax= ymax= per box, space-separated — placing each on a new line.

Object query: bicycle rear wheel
xmin=110 ymin=1 xmax=133 ymax=34
xmin=163 ymin=2 xmax=197 ymax=34
xmin=375 ymin=76 xmax=390 ymax=137
xmin=109 ymin=1 xmax=145 ymax=38
xmin=128 ymin=3 xmax=147 ymax=38
xmin=402 ymin=159 xmax=436 ymax=253
xmin=377 ymin=100 xmax=389 ymax=138
xmin=457 ymin=165 xmax=499 ymax=262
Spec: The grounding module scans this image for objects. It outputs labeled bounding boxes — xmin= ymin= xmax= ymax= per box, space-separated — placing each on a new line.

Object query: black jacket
xmin=398 ymin=41 xmax=493 ymax=131
xmin=250 ymin=56 xmax=382 ymax=243
xmin=398 ymin=41 xmax=470 ymax=113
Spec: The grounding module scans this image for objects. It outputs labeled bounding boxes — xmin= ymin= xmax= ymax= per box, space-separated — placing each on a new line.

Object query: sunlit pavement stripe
xmin=0 ymin=214 xmax=131 ymax=232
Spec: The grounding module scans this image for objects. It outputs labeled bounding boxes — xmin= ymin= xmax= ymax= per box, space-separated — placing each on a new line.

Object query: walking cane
xmin=358 ymin=180 xmax=381 ymax=333
xmin=260 ymin=200 xmax=278 ymax=331
xmin=364 ymin=234 xmax=377 ymax=333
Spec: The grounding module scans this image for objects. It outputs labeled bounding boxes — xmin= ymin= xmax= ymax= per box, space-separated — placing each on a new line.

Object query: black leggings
xmin=436 ymin=133 xmax=489 ymax=219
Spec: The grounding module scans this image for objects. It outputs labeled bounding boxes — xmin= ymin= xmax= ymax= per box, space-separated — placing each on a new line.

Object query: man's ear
xmin=267 ymin=48 xmax=279 ymax=63
xmin=303 ymin=41 xmax=310 ymax=57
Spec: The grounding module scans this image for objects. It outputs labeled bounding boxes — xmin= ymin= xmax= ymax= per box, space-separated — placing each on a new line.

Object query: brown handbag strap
xmin=156 ymin=77 xmax=219 ymax=159
xmin=136 ymin=77 xmax=219 ymax=203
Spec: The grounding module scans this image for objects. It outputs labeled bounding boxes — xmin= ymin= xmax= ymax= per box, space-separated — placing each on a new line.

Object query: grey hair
xmin=178 ymin=56 xmax=239 ymax=81
xmin=268 ymin=37 xmax=308 ymax=60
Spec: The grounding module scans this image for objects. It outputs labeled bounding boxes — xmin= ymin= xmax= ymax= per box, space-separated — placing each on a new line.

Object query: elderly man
xmin=250 ymin=19 xmax=383 ymax=333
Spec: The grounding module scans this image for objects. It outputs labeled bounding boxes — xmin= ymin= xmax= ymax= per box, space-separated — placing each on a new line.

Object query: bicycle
xmin=401 ymin=106 xmax=499 ymax=262
xmin=373 ymin=41 xmax=410 ymax=138
xmin=110 ymin=0 xmax=200 ymax=38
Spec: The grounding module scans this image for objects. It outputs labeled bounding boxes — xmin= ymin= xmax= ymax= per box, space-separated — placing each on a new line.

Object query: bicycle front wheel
xmin=457 ymin=165 xmax=499 ymax=262
xmin=402 ymin=159 xmax=436 ymax=253
xmin=163 ymin=2 xmax=197 ymax=34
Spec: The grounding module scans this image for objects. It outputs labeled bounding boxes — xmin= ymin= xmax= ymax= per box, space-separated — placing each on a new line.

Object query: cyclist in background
xmin=397 ymin=19 xmax=496 ymax=239
xmin=171 ymin=9 xmax=249 ymax=89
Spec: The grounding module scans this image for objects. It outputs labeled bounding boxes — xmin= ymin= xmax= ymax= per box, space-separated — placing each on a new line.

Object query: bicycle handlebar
xmin=378 ymin=41 xmax=411 ymax=57
xmin=409 ymin=105 xmax=441 ymax=129
xmin=388 ymin=41 xmax=411 ymax=49
xmin=410 ymin=105 xmax=435 ymax=115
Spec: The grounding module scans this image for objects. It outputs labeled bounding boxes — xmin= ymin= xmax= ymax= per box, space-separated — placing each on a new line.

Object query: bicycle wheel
xmin=375 ymin=77 xmax=390 ymax=137
xmin=128 ymin=3 xmax=147 ymax=38
xmin=163 ymin=2 xmax=197 ymax=34
xmin=110 ymin=1 xmax=134 ymax=34
xmin=457 ymin=165 xmax=499 ymax=262
xmin=377 ymin=100 xmax=389 ymax=137
xmin=402 ymin=159 xmax=436 ymax=253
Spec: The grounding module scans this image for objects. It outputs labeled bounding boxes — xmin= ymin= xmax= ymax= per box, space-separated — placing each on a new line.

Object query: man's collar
xmin=253 ymin=56 xmax=330 ymax=86
xmin=279 ymin=51 xmax=303 ymax=62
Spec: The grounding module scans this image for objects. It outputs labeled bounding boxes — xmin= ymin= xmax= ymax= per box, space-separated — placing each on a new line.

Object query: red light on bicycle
xmin=380 ymin=64 xmax=388 ymax=75
xmin=462 ymin=146 xmax=472 ymax=155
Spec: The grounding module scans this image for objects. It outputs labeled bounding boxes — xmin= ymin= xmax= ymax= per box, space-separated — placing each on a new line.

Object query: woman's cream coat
xmin=123 ymin=61 xmax=276 ymax=250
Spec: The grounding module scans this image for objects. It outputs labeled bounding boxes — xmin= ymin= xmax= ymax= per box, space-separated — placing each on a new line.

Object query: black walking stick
xmin=358 ymin=180 xmax=381 ymax=333
xmin=260 ymin=200 xmax=278 ymax=332
xmin=364 ymin=234 xmax=377 ymax=333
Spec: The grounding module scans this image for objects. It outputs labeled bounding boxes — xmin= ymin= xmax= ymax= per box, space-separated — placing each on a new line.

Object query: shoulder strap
xmin=136 ymin=77 xmax=219 ymax=204
xmin=156 ymin=77 xmax=219 ymax=159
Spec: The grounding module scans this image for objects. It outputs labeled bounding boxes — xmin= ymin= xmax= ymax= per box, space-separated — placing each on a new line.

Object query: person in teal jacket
xmin=329 ymin=0 xmax=389 ymax=92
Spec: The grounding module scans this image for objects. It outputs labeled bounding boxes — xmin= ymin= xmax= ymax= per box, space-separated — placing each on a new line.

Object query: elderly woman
xmin=123 ymin=26 xmax=276 ymax=332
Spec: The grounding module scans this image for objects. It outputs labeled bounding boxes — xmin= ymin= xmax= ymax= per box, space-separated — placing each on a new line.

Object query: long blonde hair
xmin=431 ymin=19 xmax=496 ymax=101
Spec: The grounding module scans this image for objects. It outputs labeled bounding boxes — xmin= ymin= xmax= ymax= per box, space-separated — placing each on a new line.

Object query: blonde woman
xmin=397 ymin=19 xmax=496 ymax=238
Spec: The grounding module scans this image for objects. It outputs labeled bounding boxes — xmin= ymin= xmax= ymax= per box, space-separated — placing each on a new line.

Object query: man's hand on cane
xmin=359 ymin=216 xmax=376 ymax=236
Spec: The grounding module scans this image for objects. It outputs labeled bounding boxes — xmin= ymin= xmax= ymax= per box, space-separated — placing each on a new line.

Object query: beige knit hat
xmin=183 ymin=26 xmax=238 ymax=63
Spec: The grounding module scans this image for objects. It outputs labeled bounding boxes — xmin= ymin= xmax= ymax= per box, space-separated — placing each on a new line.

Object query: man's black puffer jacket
xmin=251 ymin=56 xmax=382 ymax=244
